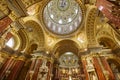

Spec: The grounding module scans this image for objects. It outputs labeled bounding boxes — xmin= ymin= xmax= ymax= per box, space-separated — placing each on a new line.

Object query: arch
xmin=98 ymin=37 xmax=117 ymax=49
xmin=17 ymin=29 xmax=29 ymax=52
xmin=52 ymin=39 xmax=84 ymax=80
xmin=24 ymin=20 xmax=45 ymax=51
xmin=52 ymin=39 xmax=80 ymax=58
xmin=85 ymin=5 xmax=98 ymax=47
xmin=98 ymin=37 xmax=115 ymax=48
xmin=96 ymin=29 xmax=120 ymax=53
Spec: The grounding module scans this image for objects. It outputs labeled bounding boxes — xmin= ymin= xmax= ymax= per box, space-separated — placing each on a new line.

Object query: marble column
xmin=93 ymin=57 xmax=106 ymax=80
xmin=100 ymin=56 xmax=115 ymax=80
xmin=7 ymin=58 xmax=25 ymax=80
xmin=0 ymin=58 xmax=15 ymax=80
xmin=86 ymin=57 xmax=99 ymax=80
xmin=53 ymin=64 xmax=59 ymax=80
xmin=47 ymin=61 xmax=53 ymax=80
xmin=81 ymin=58 xmax=89 ymax=80
xmin=0 ymin=58 xmax=10 ymax=75
xmin=0 ymin=17 xmax=12 ymax=33
xmin=25 ymin=58 xmax=37 ymax=80
xmin=32 ymin=58 xmax=42 ymax=80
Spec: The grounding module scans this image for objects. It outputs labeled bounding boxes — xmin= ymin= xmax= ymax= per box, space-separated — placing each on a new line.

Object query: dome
xmin=43 ymin=0 xmax=83 ymax=35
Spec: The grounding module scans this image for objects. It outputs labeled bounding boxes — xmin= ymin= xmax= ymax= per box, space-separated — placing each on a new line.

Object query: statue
xmin=86 ymin=58 xmax=94 ymax=71
xmin=86 ymin=57 xmax=98 ymax=80
xmin=89 ymin=72 xmax=98 ymax=80
xmin=37 ymin=59 xmax=48 ymax=80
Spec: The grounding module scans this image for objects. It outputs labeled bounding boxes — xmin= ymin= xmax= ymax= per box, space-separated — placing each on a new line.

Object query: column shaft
xmin=47 ymin=61 xmax=52 ymax=80
xmin=100 ymin=56 xmax=115 ymax=80
xmin=93 ymin=57 xmax=106 ymax=80
xmin=32 ymin=59 xmax=42 ymax=80
xmin=81 ymin=59 xmax=89 ymax=80
xmin=25 ymin=58 xmax=36 ymax=80
xmin=0 ymin=58 xmax=15 ymax=79
xmin=7 ymin=60 xmax=25 ymax=80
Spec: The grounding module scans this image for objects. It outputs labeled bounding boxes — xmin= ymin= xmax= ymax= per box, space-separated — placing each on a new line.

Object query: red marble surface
xmin=0 ymin=17 xmax=12 ymax=33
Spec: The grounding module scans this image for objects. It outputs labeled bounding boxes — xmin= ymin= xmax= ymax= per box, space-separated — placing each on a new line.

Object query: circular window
xmin=43 ymin=0 xmax=83 ymax=35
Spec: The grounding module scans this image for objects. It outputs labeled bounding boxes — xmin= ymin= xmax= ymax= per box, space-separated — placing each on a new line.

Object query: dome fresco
xmin=43 ymin=0 xmax=83 ymax=35
xmin=59 ymin=52 xmax=79 ymax=68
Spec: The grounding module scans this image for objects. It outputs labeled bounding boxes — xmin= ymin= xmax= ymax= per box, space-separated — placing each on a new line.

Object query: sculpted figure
xmin=37 ymin=59 xmax=48 ymax=80
xmin=86 ymin=58 xmax=94 ymax=70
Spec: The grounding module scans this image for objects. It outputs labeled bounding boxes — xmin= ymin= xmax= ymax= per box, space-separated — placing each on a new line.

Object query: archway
xmin=52 ymin=40 xmax=84 ymax=80
xmin=98 ymin=37 xmax=120 ymax=54
xmin=98 ymin=37 xmax=116 ymax=49
xmin=24 ymin=20 xmax=45 ymax=53
xmin=53 ymin=40 xmax=80 ymax=57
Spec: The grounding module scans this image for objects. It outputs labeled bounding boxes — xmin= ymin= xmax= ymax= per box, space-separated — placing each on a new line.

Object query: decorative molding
xmin=21 ymin=0 xmax=42 ymax=8
xmin=85 ymin=5 xmax=98 ymax=47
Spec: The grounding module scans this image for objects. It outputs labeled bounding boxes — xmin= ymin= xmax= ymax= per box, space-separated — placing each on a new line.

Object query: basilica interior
xmin=0 ymin=0 xmax=120 ymax=80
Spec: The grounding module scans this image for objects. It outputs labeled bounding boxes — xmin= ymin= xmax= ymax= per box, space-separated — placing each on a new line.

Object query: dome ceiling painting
xmin=43 ymin=0 xmax=83 ymax=35
xmin=59 ymin=52 xmax=79 ymax=68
